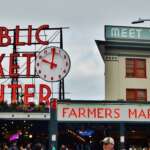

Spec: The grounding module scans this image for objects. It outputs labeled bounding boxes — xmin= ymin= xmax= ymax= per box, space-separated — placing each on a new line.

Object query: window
xmin=126 ymin=58 xmax=146 ymax=78
xmin=126 ymin=89 xmax=147 ymax=101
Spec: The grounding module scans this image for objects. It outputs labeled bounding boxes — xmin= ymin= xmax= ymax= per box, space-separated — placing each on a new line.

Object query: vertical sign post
xmin=11 ymin=29 xmax=19 ymax=102
xmin=59 ymin=28 xmax=65 ymax=101
xmin=120 ymin=123 xmax=125 ymax=150
xmin=49 ymin=99 xmax=58 ymax=150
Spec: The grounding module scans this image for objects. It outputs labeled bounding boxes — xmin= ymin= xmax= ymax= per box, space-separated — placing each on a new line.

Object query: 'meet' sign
xmin=105 ymin=25 xmax=150 ymax=42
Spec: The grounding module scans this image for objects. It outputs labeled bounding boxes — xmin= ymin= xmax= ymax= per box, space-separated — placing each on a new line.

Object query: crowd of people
xmin=59 ymin=137 xmax=115 ymax=150
xmin=0 ymin=137 xmax=115 ymax=150
xmin=0 ymin=142 xmax=45 ymax=150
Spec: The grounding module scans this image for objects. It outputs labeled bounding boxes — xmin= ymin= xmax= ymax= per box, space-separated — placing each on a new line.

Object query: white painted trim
xmin=0 ymin=113 xmax=50 ymax=120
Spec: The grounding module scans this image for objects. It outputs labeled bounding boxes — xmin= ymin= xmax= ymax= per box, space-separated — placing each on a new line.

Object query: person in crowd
xmin=60 ymin=144 xmax=68 ymax=150
xmin=102 ymin=137 xmax=115 ymax=150
xmin=19 ymin=145 xmax=25 ymax=150
xmin=19 ymin=144 xmax=26 ymax=150
xmin=33 ymin=143 xmax=44 ymax=150
xmin=8 ymin=142 xmax=18 ymax=150
xmin=26 ymin=143 xmax=32 ymax=150
xmin=2 ymin=143 xmax=9 ymax=150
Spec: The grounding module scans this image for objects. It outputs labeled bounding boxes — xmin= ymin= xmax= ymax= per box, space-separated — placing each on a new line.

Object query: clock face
xmin=36 ymin=46 xmax=71 ymax=82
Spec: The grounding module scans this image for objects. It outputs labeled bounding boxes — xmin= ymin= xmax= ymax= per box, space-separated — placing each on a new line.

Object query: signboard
xmin=0 ymin=25 xmax=70 ymax=106
xmin=57 ymin=102 xmax=150 ymax=122
xmin=105 ymin=25 xmax=150 ymax=42
xmin=0 ymin=25 xmax=51 ymax=105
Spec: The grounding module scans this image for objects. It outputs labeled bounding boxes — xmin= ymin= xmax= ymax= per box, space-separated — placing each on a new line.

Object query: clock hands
xmin=41 ymin=48 xmax=57 ymax=69
xmin=50 ymin=47 xmax=57 ymax=69
xmin=42 ymin=59 xmax=51 ymax=64
xmin=42 ymin=58 xmax=57 ymax=69
xmin=37 ymin=46 xmax=70 ymax=82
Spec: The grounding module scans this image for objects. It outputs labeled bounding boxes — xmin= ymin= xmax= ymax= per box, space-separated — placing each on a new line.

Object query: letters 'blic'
xmin=0 ymin=24 xmax=49 ymax=46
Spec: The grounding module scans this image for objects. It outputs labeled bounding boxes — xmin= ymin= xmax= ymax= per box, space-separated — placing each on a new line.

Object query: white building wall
xmin=105 ymin=56 xmax=120 ymax=100
xmin=105 ymin=56 xmax=150 ymax=101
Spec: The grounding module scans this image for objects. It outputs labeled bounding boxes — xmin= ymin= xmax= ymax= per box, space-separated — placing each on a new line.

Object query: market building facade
xmin=97 ymin=25 xmax=150 ymax=101
xmin=95 ymin=25 xmax=150 ymax=150
xmin=1 ymin=25 xmax=150 ymax=150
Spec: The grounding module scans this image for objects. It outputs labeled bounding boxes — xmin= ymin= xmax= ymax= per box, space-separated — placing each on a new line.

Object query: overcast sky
xmin=0 ymin=0 xmax=150 ymax=100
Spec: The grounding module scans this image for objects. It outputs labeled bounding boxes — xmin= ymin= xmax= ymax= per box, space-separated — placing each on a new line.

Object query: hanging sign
xmin=0 ymin=25 xmax=49 ymax=46
xmin=105 ymin=25 xmax=150 ymax=42
xmin=0 ymin=25 xmax=71 ymax=106
xmin=57 ymin=102 xmax=150 ymax=122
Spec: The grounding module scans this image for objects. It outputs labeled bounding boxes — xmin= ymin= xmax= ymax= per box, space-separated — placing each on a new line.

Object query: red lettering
xmin=0 ymin=25 xmax=51 ymax=47
xmin=39 ymin=84 xmax=51 ymax=106
xmin=97 ymin=108 xmax=104 ymax=118
xmin=15 ymin=26 xmax=25 ymax=46
xmin=0 ymin=84 xmax=4 ymax=102
xmin=148 ymin=109 xmax=150 ymax=118
xmin=8 ymin=84 xmax=21 ymax=104
xmin=0 ymin=54 xmax=5 ymax=77
xmin=87 ymin=108 xmax=96 ymax=118
xmin=128 ymin=108 xmax=137 ymax=119
xmin=9 ymin=53 xmax=20 ymax=77
xmin=62 ymin=107 xmax=69 ymax=117
xmin=27 ymin=25 xmax=32 ymax=45
xmin=0 ymin=27 xmax=11 ymax=46
xmin=105 ymin=108 xmax=112 ymax=118
xmin=138 ymin=109 xmax=147 ymax=119
xmin=69 ymin=108 xmax=77 ymax=118
xmin=114 ymin=108 xmax=120 ymax=119
xmin=35 ymin=25 xmax=49 ymax=45
xmin=24 ymin=84 xmax=35 ymax=105
xmin=22 ymin=53 xmax=35 ymax=77
xmin=79 ymin=108 xmax=86 ymax=118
